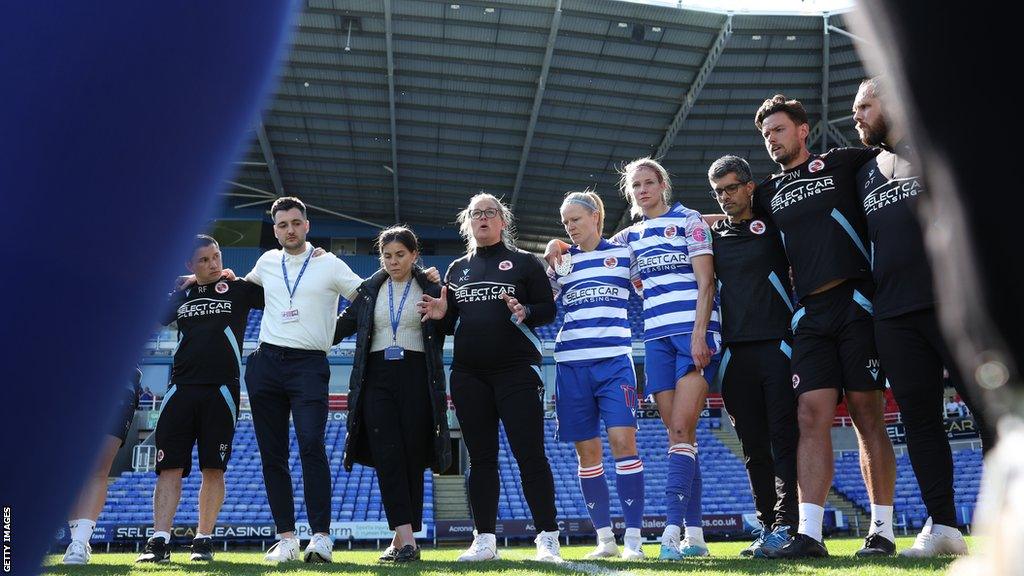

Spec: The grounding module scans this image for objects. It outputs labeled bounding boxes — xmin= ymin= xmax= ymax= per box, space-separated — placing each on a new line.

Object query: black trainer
xmin=855 ymin=533 xmax=896 ymax=557
xmin=763 ymin=533 xmax=829 ymax=559
xmin=378 ymin=545 xmax=399 ymax=562
xmin=394 ymin=544 xmax=421 ymax=563
xmin=190 ymin=537 xmax=214 ymax=561
xmin=135 ymin=536 xmax=171 ymax=563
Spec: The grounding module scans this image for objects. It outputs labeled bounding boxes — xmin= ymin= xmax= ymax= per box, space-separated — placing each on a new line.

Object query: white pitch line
xmin=501 ymin=550 xmax=641 ymax=576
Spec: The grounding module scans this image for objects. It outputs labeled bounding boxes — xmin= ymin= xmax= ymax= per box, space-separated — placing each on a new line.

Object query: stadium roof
xmin=228 ymin=0 xmax=867 ymax=251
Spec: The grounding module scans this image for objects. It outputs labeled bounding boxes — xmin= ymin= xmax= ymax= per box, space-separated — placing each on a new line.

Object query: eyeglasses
xmin=709 ymin=181 xmax=750 ymax=199
xmin=469 ymin=208 xmax=500 ymax=220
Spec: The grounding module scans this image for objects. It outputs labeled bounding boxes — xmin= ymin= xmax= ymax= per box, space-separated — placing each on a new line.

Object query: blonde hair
xmin=456 ymin=192 xmax=516 ymax=254
xmin=618 ymin=157 xmax=672 ymax=219
xmin=560 ymin=189 xmax=605 ymax=233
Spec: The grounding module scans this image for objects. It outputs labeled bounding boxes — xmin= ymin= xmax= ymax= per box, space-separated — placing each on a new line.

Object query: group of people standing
xmin=61 ymin=74 xmax=991 ymax=567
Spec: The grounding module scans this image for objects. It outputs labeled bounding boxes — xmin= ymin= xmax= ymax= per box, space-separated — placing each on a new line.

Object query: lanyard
xmin=388 ymin=278 xmax=414 ymax=345
xmin=281 ymin=248 xmax=314 ymax=308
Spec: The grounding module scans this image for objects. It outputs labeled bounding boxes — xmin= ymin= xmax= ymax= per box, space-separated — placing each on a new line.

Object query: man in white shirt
xmin=242 ymin=197 xmax=364 ymax=564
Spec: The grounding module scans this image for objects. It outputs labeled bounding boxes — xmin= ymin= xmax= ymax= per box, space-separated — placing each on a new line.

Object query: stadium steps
xmin=711 ymin=420 xmax=872 ymax=534
xmin=827 ymin=490 xmax=872 ymax=535
xmin=433 ymin=475 xmax=471 ymax=520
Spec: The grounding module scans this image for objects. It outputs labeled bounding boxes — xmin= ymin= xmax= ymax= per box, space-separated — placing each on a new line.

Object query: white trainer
xmin=303 ymin=533 xmax=334 ymax=563
xmin=534 ymin=530 xmax=563 ymax=563
xmin=264 ymin=537 xmax=300 ymax=563
xmin=584 ymin=536 xmax=619 ymax=559
xmin=901 ymin=522 xmax=968 ymax=557
xmin=456 ymin=531 xmax=499 ymax=561
xmin=621 ymin=536 xmax=646 ymax=560
xmin=62 ymin=541 xmax=91 ymax=565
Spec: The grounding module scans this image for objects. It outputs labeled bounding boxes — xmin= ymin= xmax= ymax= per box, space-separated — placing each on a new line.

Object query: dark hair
xmin=708 ymin=155 xmax=753 ymax=183
xmin=270 ymin=196 xmax=307 ymax=219
xmin=188 ymin=234 xmax=218 ymax=263
xmin=193 ymin=234 xmax=218 ymax=251
xmin=377 ymin=225 xmax=419 ymax=255
xmin=754 ymin=94 xmax=809 ymax=131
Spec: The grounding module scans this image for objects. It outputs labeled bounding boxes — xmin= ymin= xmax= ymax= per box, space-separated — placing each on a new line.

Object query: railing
xmin=132 ymin=444 xmax=156 ymax=472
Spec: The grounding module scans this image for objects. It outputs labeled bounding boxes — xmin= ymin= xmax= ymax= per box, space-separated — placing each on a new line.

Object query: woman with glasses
xmin=418 ymin=193 xmax=562 ymax=563
xmin=545 ymin=158 xmax=721 ymax=560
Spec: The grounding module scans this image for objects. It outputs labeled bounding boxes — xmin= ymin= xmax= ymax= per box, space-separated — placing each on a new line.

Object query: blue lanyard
xmin=281 ymin=248 xmax=313 ymax=308
xmin=388 ymin=278 xmax=414 ymax=345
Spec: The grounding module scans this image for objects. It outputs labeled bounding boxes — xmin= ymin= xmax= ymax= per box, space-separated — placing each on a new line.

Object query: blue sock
xmin=615 ymin=455 xmax=645 ymax=529
xmin=579 ymin=463 xmax=611 ymax=530
xmin=665 ymin=443 xmax=696 ymax=528
xmin=684 ymin=452 xmax=702 ymax=528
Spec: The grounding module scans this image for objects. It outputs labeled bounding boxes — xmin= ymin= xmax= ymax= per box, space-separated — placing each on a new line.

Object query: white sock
xmin=684 ymin=526 xmax=705 ymax=545
xmin=869 ymin=504 xmax=895 ymax=541
xmin=624 ymin=527 xmax=641 ymax=544
xmin=596 ymin=526 xmax=614 ymax=542
xmin=195 ymin=533 xmax=212 ymax=539
xmin=69 ymin=519 xmax=95 ymax=544
xmin=661 ymin=524 xmax=681 ymax=546
xmin=152 ymin=531 xmax=171 ymax=543
xmin=797 ymin=503 xmax=825 ymax=542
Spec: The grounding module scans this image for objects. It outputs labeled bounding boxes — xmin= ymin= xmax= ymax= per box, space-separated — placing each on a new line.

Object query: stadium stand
xmin=832 ymin=448 xmax=983 ymax=530
xmin=102 ymin=419 xmax=433 ymax=531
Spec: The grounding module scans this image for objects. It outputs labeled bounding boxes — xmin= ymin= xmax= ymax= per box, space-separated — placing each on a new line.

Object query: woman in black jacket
xmin=333 ymin=226 xmax=451 ymax=563
xmin=418 ymin=193 xmax=562 ymax=563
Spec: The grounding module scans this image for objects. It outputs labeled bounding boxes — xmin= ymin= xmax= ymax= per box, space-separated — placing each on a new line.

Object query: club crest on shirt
xmin=498 ymin=260 xmax=513 ymax=271
xmin=749 ymin=220 xmax=766 ymax=235
xmin=808 ymin=158 xmax=825 ymax=173
xmin=215 ymin=281 xmax=229 ymax=294
xmin=603 ymin=256 xmax=618 ymax=268
xmin=791 ymin=374 xmax=801 ymax=389
xmin=156 ymin=449 xmax=165 ymax=462
xmin=663 ymin=225 xmax=678 ymax=238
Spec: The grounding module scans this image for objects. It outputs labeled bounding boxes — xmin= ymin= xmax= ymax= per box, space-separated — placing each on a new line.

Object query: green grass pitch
xmin=43 ymin=536 xmax=967 ymax=575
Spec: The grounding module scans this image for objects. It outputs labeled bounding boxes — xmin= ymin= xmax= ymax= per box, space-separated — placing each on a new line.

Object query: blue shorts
xmin=644 ymin=333 xmax=722 ymax=398
xmin=555 ymin=355 xmax=639 ymax=443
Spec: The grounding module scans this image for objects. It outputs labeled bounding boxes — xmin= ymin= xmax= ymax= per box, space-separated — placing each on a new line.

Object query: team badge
xmin=690 ymin=225 xmax=707 ymax=243
xmin=498 ymin=260 xmax=513 ymax=271
xmin=553 ymin=252 xmax=572 ymax=276
xmin=603 ymin=256 xmax=618 ymax=268
xmin=791 ymin=374 xmax=801 ymax=389
xmin=664 ymin=225 xmax=678 ymax=238
xmin=749 ymin=220 xmax=766 ymax=235
xmin=215 ymin=281 xmax=229 ymax=294
xmin=808 ymin=158 xmax=825 ymax=173
xmin=156 ymin=449 xmax=164 ymax=462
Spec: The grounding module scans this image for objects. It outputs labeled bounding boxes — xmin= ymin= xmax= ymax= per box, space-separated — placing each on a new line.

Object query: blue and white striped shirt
xmin=549 ymin=240 xmax=634 ymax=363
xmin=611 ymin=202 xmax=720 ymax=342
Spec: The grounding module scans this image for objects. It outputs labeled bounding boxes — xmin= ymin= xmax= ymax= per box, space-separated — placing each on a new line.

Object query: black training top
xmin=754 ymin=147 xmax=880 ymax=301
xmin=165 ymin=279 xmax=264 ymax=386
xmin=856 ymin=142 xmax=932 ymax=319
xmin=442 ymin=242 xmax=556 ymax=373
xmin=711 ymin=216 xmax=794 ymax=344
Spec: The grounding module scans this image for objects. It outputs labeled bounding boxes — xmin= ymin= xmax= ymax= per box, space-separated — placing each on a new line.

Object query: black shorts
xmin=154 ymin=383 xmax=240 ymax=477
xmin=110 ymin=387 xmax=139 ymax=446
xmin=790 ymin=279 xmax=884 ymax=397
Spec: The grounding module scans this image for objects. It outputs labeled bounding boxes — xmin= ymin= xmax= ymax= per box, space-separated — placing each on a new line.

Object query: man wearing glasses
xmin=707 ymin=155 xmax=799 ymax=558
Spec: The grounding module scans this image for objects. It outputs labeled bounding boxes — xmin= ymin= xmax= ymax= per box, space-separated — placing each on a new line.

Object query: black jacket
xmin=333 ymin=266 xmax=452 ymax=473
xmin=442 ymin=242 xmax=556 ymax=373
